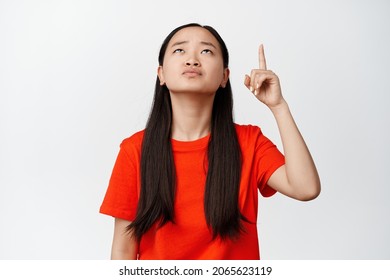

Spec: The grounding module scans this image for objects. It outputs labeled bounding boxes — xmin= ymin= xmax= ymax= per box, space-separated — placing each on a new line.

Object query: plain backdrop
xmin=1 ymin=0 xmax=389 ymax=259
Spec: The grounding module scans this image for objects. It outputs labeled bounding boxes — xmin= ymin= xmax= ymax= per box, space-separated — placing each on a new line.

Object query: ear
xmin=157 ymin=66 xmax=165 ymax=86
xmin=220 ymin=68 xmax=230 ymax=88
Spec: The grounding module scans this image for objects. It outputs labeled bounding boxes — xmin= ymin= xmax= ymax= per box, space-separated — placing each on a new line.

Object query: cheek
xmin=210 ymin=66 xmax=226 ymax=83
xmin=160 ymin=66 xmax=175 ymax=83
xmin=162 ymin=70 xmax=182 ymax=90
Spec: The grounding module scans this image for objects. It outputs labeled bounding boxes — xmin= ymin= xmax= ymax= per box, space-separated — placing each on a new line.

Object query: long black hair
xmin=127 ymin=23 xmax=245 ymax=241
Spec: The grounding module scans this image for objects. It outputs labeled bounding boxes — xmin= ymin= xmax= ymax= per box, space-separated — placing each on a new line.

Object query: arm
xmin=245 ymin=45 xmax=321 ymax=201
xmin=111 ymin=218 xmax=138 ymax=260
xmin=267 ymin=101 xmax=321 ymax=201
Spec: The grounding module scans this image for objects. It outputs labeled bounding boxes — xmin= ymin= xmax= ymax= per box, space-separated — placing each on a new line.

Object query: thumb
xmin=244 ymin=74 xmax=251 ymax=90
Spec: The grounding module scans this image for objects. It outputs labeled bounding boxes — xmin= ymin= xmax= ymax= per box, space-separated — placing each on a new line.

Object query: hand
xmin=244 ymin=44 xmax=285 ymax=110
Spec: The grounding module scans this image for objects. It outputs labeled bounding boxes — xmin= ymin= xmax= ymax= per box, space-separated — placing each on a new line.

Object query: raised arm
xmin=111 ymin=218 xmax=138 ymax=259
xmin=244 ymin=44 xmax=321 ymax=201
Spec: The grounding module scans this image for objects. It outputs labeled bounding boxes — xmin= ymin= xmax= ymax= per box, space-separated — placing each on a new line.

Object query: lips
xmin=183 ymin=69 xmax=201 ymax=76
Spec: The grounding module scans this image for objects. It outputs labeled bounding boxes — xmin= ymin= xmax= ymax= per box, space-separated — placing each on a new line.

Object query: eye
xmin=201 ymin=49 xmax=213 ymax=54
xmin=173 ymin=49 xmax=184 ymax=53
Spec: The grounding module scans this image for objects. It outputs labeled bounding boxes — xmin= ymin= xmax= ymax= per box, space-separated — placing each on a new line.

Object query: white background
xmin=0 ymin=0 xmax=389 ymax=259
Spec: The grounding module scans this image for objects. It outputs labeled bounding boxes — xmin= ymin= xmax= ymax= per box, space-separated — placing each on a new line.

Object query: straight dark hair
xmin=127 ymin=23 xmax=245 ymax=241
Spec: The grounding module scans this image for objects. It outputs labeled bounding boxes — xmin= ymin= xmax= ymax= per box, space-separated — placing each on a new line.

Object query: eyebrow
xmin=200 ymin=41 xmax=217 ymax=49
xmin=170 ymin=40 xmax=217 ymax=49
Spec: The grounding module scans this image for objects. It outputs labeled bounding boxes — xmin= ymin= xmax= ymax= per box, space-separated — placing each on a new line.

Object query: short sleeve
xmin=99 ymin=139 xmax=140 ymax=221
xmin=254 ymin=129 xmax=285 ymax=197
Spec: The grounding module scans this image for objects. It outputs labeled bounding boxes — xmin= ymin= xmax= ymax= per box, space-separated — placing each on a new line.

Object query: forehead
xmin=168 ymin=26 xmax=220 ymax=48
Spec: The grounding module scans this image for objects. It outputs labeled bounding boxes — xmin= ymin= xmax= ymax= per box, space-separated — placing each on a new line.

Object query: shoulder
xmin=234 ymin=123 xmax=279 ymax=154
xmin=234 ymin=123 xmax=265 ymax=152
xmin=234 ymin=123 xmax=264 ymax=140
xmin=119 ymin=130 xmax=145 ymax=152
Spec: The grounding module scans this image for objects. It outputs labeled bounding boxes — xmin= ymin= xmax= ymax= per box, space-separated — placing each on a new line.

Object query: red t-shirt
xmin=100 ymin=124 xmax=285 ymax=259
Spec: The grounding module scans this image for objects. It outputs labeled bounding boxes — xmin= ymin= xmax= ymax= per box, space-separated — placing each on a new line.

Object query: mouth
xmin=183 ymin=70 xmax=201 ymax=77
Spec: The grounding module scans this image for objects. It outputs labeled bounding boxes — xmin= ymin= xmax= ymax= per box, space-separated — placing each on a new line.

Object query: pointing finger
xmin=259 ymin=44 xmax=267 ymax=70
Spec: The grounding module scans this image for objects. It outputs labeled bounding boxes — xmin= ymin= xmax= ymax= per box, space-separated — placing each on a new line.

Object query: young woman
xmin=100 ymin=23 xmax=320 ymax=260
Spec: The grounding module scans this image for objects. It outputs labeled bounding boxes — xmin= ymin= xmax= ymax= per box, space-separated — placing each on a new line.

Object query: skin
xmin=111 ymin=27 xmax=321 ymax=259
xmin=157 ymin=27 xmax=229 ymax=141
xmin=244 ymin=45 xmax=321 ymax=201
xmin=111 ymin=218 xmax=138 ymax=259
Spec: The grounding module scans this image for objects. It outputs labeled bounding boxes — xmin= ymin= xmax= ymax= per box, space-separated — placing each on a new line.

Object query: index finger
xmin=258 ymin=44 xmax=267 ymax=70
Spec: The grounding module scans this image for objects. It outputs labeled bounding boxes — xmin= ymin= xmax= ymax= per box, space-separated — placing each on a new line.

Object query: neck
xmin=170 ymin=92 xmax=214 ymax=141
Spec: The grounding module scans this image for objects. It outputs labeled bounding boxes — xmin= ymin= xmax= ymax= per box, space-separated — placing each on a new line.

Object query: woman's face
xmin=158 ymin=26 xmax=229 ymax=96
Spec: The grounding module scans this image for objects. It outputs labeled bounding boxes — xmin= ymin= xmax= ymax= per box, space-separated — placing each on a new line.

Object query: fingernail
xmin=250 ymin=86 xmax=253 ymax=92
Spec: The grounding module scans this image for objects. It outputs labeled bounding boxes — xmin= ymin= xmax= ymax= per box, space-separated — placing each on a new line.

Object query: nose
xmin=185 ymin=57 xmax=200 ymax=67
